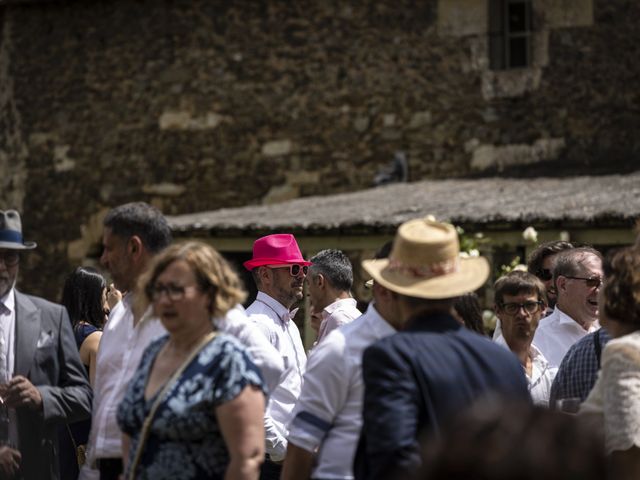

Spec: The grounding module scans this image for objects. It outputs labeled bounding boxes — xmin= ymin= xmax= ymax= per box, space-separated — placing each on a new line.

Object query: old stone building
xmin=0 ymin=0 xmax=638 ymax=299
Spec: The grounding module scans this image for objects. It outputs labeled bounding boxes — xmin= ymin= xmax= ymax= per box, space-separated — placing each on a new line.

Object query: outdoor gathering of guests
xmin=1 ymin=203 xmax=639 ymax=480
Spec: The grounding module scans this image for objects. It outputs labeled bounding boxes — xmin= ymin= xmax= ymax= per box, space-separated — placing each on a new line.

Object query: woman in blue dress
xmin=117 ymin=241 xmax=266 ymax=480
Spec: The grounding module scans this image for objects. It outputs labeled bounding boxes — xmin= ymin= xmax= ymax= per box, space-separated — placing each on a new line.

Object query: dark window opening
xmin=489 ymin=0 xmax=532 ymax=70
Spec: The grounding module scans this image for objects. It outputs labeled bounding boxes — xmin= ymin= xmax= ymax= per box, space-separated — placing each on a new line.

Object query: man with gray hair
xmin=306 ymin=249 xmax=361 ymax=345
xmin=533 ymin=247 xmax=603 ymax=368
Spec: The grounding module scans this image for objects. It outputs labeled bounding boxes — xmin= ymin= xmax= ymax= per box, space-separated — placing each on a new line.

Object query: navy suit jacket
xmin=13 ymin=291 xmax=92 ymax=480
xmin=354 ymin=312 xmax=529 ymax=480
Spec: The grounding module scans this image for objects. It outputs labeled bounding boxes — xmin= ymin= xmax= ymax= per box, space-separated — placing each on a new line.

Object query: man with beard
xmin=494 ymin=271 xmax=555 ymax=406
xmin=245 ymin=234 xmax=311 ymax=480
xmin=533 ymin=247 xmax=603 ymax=368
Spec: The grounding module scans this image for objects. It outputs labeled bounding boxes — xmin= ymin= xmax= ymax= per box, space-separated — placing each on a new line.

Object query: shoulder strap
xmin=593 ymin=329 xmax=602 ymax=370
xmin=127 ymin=331 xmax=218 ymax=480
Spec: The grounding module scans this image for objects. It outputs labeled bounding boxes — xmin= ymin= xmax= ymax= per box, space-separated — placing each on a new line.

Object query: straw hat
xmin=362 ymin=218 xmax=489 ymax=299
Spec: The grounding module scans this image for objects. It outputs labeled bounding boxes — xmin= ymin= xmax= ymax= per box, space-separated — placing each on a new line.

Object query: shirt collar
xmin=323 ymin=297 xmax=357 ymax=316
xmin=555 ymin=306 xmax=599 ymax=332
xmin=0 ymin=288 xmax=15 ymax=315
xmin=365 ymin=303 xmax=396 ymax=338
xmin=256 ymin=291 xmax=296 ymax=322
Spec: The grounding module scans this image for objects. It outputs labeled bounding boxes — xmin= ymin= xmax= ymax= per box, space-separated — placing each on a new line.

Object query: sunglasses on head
xmin=535 ymin=268 xmax=553 ymax=281
xmin=267 ymin=264 xmax=309 ymax=276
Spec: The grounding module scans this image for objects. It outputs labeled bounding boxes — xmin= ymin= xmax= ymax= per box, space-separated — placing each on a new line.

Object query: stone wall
xmin=0 ymin=0 xmax=638 ymax=299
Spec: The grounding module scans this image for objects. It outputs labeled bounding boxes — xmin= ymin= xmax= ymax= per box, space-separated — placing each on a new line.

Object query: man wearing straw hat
xmin=354 ymin=218 xmax=530 ymax=480
xmin=0 ymin=210 xmax=92 ymax=480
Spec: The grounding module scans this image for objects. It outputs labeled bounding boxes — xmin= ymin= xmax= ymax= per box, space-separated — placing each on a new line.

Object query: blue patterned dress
xmin=117 ymin=333 xmax=265 ymax=480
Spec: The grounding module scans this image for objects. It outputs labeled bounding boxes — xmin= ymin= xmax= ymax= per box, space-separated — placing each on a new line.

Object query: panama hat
xmin=244 ymin=233 xmax=311 ymax=271
xmin=0 ymin=210 xmax=37 ymax=250
xmin=362 ymin=218 xmax=489 ymax=299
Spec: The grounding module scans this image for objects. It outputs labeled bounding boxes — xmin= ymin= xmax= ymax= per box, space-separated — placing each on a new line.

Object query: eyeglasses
xmin=0 ymin=251 xmax=19 ymax=267
xmin=149 ymin=283 xmax=197 ymax=302
xmin=565 ymin=276 xmax=602 ymax=288
xmin=499 ymin=301 xmax=543 ymax=315
xmin=535 ymin=268 xmax=553 ymax=281
xmin=267 ymin=264 xmax=309 ymax=276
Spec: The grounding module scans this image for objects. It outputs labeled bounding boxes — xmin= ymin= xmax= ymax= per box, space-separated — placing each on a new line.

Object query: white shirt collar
xmin=255 ymin=291 xmax=296 ymax=321
xmin=365 ymin=302 xmax=396 ymax=337
xmin=0 ymin=287 xmax=15 ymax=314
xmin=323 ymin=297 xmax=357 ymax=316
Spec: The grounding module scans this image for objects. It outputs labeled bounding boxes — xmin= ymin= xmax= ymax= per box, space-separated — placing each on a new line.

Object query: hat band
xmin=387 ymin=257 xmax=459 ymax=279
xmin=0 ymin=230 xmax=23 ymax=244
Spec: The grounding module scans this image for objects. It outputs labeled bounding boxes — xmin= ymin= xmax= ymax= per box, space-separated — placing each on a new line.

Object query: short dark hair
xmin=103 ymin=202 xmax=172 ymax=254
xmin=61 ymin=266 xmax=107 ymax=329
xmin=602 ymin=246 xmax=640 ymax=327
xmin=527 ymin=241 xmax=574 ymax=279
xmin=553 ymin=247 xmax=603 ymax=282
xmin=494 ymin=271 xmax=547 ymax=307
xmin=309 ymin=249 xmax=353 ymax=292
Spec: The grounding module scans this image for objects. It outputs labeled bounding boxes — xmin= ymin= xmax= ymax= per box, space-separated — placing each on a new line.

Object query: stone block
xmin=438 ymin=0 xmax=487 ymax=37
xmin=262 ymin=139 xmax=293 ymax=157
xmin=540 ymin=0 xmax=594 ymax=28
xmin=471 ymin=138 xmax=566 ymax=172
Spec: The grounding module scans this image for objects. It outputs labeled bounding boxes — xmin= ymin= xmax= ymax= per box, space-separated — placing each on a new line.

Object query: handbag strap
xmin=127 ymin=331 xmax=217 ymax=480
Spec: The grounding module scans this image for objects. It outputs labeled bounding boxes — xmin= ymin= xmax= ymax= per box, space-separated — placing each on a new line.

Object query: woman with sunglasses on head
xmin=117 ymin=241 xmax=265 ymax=480
xmin=580 ymin=246 xmax=640 ymax=480
xmin=59 ymin=266 xmax=112 ymax=480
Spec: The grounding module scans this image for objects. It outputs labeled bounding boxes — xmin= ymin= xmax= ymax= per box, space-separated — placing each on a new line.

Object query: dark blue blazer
xmin=354 ymin=312 xmax=529 ymax=480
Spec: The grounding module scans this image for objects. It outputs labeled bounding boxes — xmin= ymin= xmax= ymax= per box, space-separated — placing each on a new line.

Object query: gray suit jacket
xmin=13 ymin=290 xmax=92 ymax=480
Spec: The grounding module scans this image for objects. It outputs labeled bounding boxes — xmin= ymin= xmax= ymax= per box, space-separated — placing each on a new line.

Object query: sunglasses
xmin=535 ymin=268 xmax=553 ymax=281
xmin=267 ymin=264 xmax=309 ymax=276
xmin=0 ymin=251 xmax=20 ymax=267
xmin=500 ymin=301 xmax=543 ymax=315
xmin=565 ymin=276 xmax=602 ymax=288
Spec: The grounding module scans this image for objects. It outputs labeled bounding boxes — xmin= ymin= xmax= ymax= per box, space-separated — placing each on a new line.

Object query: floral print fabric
xmin=117 ymin=333 xmax=265 ymax=480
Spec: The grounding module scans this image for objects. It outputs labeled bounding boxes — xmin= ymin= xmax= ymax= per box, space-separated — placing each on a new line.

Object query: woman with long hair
xmin=59 ymin=266 xmax=111 ymax=479
xmin=580 ymin=246 xmax=640 ymax=479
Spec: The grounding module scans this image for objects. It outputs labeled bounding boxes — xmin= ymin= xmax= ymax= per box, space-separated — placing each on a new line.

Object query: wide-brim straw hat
xmin=362 ymin=218 xmax=489 ymax=299
xmin=0 ymin=209 xmax=37 ymax=250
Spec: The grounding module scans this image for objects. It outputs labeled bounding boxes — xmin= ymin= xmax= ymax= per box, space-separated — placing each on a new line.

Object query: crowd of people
xmin=0 ymin=203 xmax=639 ymax=480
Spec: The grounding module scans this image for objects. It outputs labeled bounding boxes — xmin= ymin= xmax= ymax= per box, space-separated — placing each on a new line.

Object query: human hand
xmin=107 ymin=284 xmax=123 ymax=310
xmin=0 ymin=445 xmax=21 ymax=478
xmin=3 ymin=376 xmax=42 ymax=410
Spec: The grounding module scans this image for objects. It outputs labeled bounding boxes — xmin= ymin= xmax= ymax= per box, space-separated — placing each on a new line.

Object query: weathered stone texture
xmin=0 ymin=0 xmax=638 ymax=298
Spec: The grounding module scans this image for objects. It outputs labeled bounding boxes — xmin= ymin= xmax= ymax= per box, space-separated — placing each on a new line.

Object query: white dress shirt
xmin=87 ymin=294 xmax=166 ymax=464
xmin=246 ymin=291 xmax=307 ymax=461
xmin=315 ymin=298 xmax=361 ymax=345
xmin=0 ymin=288 xmax=18 ymax=445
xmin=288 ymin=303 xmax=395 ymax=479
xmin=533 ymin=307 xmax=599 ymax=368
xmin=495 ymin=335 xmax=557 ymax=406
xmin=213 ymin=304 xmax=284 ymax=394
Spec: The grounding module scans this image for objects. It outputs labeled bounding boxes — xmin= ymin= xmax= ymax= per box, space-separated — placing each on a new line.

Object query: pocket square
xmin=36 ymin=330 xmax=54 ymax=348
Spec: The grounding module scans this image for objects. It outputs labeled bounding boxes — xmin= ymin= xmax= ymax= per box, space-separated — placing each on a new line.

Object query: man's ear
xmin=128 ymin=235 xmax=144 ymax=260
xmin=555 ymin=275 xmax=567 ymax=294
xmin=315 ymin=273 xmax=325 ymax=289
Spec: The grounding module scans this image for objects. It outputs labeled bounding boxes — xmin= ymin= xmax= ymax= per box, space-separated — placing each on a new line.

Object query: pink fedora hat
xmin=244 ymin=234 xmax=311 ymax=271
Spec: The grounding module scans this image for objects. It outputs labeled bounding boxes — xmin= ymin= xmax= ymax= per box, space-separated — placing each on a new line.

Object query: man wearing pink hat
xmin=244 ymin=234 xmax=311 ymax=480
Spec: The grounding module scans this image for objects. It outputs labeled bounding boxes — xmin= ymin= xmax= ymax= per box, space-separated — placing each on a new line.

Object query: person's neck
xmin=557 ymin=304 xmax=593 ymax=331
xmin=167 ymin=322 xmax=214 ymax=355
xmin=320 ymin=289 xmax=351 ymax=312
xmin=260 ymin=289 xmax=294 ymax=311
xmin=505 ymin=336 xmax=532 ymax=366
